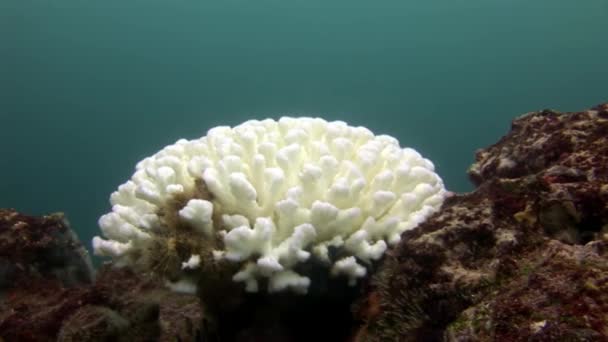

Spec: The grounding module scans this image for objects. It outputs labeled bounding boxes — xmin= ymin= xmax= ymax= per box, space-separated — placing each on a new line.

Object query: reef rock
xmin=0 ymin=265 xmax=207 ymax=342
xmin=353 ymin=104 xmax=608 ymax=341
xmin=0 ymin=209 xmax=95 ymax=292
xmin=0 ymin=210 xmax=207 ymax=342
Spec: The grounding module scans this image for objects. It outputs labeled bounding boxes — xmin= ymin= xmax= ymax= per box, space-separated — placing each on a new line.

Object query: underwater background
xmin=1 ymin=0 xmax=607 ymax=254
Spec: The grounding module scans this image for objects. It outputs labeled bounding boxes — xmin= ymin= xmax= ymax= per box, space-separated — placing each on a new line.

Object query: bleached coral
xmin=93 ymin=117 xmax=446 ymax=293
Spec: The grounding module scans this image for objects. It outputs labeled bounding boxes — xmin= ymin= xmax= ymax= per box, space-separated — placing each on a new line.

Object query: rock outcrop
xmin=353 ymin=104 xmax=608 ymax=341
xmin=0 ymin=210 xmax=206 ymax=342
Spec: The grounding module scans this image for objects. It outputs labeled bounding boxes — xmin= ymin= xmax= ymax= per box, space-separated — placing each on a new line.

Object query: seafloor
xmin=1 ymin=104 xmax=607 ymax=341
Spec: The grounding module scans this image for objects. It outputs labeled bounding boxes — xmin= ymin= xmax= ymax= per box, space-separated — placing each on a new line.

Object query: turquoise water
xmin=1 ymin=0 xmax=607 ymax=251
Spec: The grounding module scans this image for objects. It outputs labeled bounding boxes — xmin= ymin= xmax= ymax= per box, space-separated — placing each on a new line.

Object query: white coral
xmin=93 ymin=117 xmax=446 ymax=293
xmin=179 ymin=199 xmax=214 ymax=236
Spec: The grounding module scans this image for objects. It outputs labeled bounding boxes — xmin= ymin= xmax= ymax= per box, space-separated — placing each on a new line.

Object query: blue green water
xmin=1 ymin=0 xmax=607 ymax=252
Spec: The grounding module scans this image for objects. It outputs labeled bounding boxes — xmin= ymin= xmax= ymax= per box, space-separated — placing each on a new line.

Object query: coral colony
xmin=93 ymin=117 xmax=446 ymax=294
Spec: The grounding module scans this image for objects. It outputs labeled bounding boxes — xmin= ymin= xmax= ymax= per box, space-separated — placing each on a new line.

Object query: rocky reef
xmin=1 ymin=103 xmax=607 ymax=341
xmin=0 ymin=210 xmax=206 ymax=341
xmin=0 ymin=210 xmax=94 ymax=291
xmin=353 ymin=104 xmax=608 ymax=341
